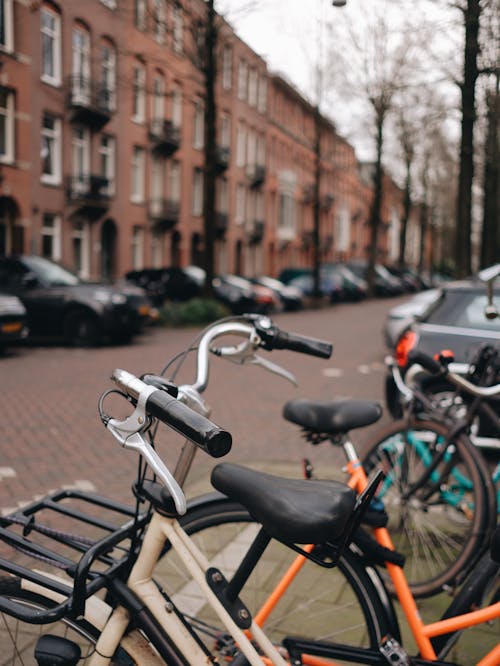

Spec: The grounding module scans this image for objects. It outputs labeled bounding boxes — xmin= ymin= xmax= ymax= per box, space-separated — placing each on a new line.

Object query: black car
xmin=125 ymin=267 xmax=201 ymax=305
xmin=386 ymin=278 xmax=500 ymax=416
xmin=0 ymin=256 xmax=152 ymax=346
xmin=346 ymin=261 xmax=405 ymax=297
xmin=250 ymin=276 xmax=304 ymax=311
xmin=0 ymin=293 xmax=28 ymax=352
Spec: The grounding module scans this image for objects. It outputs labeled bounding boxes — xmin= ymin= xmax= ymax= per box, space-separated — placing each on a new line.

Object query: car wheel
xmin=63 ymin=309 xmax=102 ymax=347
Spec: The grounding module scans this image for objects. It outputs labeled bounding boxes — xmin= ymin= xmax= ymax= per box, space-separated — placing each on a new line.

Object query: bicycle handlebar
xmin=394 ymin=351 xmax=500 ymax=399
xmin=253 ymin=316 xmax=333 ymax=358
xmin=111 ymin=369 xmax=232 ymax=458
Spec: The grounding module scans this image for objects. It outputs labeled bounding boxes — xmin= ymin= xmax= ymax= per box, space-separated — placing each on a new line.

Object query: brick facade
xmin=0 ymin=0 xmax=426 ymax=280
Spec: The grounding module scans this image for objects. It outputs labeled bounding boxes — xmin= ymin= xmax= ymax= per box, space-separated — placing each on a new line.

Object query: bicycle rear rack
xmin=0 ymin=489 xmax=149 ymax=622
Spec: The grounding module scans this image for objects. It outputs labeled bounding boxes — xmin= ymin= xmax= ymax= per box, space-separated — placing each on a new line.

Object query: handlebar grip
xmin=146 ymin=389 xmax=232 ymax=458
xmin=407 ymin=350 xmax=445 ymax=376
xmin=274 ymin=331 xmax=332 ymax=358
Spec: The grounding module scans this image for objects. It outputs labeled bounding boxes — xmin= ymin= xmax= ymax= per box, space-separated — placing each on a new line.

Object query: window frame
xmin=0 ymin=87 xmax=15 ymax=164
xmin=40 ymin=112 xmax=62 ymax=185
xmin=153 ymin=0 xmax=166 ymax=44
xmin=130 ymin=145 xmax=146 ymax=203
xmin=172 ymin=5 xmax=183 ymax=53
xmin=0 ymin=0 xmax=14 ymax=53
xmin=132 ymin=63 xmax=146 ymax=123
xmin=192 ymin=168 xmax=204 ymax=216
xmin=193 ymin=100 xmax=204 ymax=150
xmin=72 ymin=25 xmax=91 ymax=104
xmin=41 ymin=6 xmax=62 ymax=86
xmin=99 ymin=134 xmax=115 ymax=196
xmin=222 ymin=45 xmax=232 ymax=90
xmin=41 ymin=212 xmax=62 ymax=261
xmin=101 ymin=42 xmax=117 ymax=111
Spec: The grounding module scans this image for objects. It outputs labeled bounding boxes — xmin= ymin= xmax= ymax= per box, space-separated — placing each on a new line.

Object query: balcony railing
xmin=246 ymin=163 xmax=266 ymax=188
xmin=215 ymin=212 xmax=228 ymax=237
xmin=215 ymin=146 xmax=230 ymax=172
xmin=149 ymin=198 xmax=180 ymax=228
xmin=66 ymin=175 xmax=111 ymax=218
xmin=149 ymin=120 xmax=181 ymax=155
xmin=66 ymin=76 xmax=114 ymax=127
xmin=247 ymin=219 xmax=265 ymax=244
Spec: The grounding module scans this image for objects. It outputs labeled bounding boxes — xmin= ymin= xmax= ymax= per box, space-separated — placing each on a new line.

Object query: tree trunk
xmin=367 ymin=110 xmax=385 ymax=296
xmin=455 ymin=0 xmax=481 ymax=278
xmin=202 ymin=0 xmax=217 ymax=298
xmin=480 ymin=80 xmax=500 ymax=268
xmin=398 ymin=156 xmax=411 ymax=269
xmin=312 ymin=106 xmax=322 ymax=301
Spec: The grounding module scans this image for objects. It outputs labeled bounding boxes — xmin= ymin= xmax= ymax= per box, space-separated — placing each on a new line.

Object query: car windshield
xmin=425 ymin=290 xmax=500 ymax=331
xmin=258 ymin=276 xmax=283 ymax=290
xmin=23 ymin=256 xmax=80 ymax=286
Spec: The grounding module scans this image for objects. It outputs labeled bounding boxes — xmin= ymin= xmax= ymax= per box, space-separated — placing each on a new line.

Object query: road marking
xmin=322 ymin=368 xmax=344 ymax=378
xmin=358 ymin=365 xmax=371 ymax=374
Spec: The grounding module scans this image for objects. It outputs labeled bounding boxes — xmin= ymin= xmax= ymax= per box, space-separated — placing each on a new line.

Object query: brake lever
xmin=105 ymin=389 xmax=186 ymax=515
xmin=247 ymin=354 xmax=298 ymax=386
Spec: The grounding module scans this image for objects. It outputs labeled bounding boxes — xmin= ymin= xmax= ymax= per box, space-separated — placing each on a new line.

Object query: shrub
xmin=157 ymin=298 xmax=230 ymax=326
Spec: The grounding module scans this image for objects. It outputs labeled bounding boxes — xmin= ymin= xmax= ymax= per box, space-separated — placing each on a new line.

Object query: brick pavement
xmin=0 ymin=298 xmax=399 ymax=512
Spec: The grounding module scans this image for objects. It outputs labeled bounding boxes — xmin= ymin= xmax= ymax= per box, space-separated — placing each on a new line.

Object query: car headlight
xmin=0 ymin=296 xmax=26 ymax=314
xmin=93 ymin=290 xmax=127 ymax=305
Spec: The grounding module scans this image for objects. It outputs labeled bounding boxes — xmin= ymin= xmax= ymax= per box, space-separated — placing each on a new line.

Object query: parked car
xmin=0 ymin=293 xmax=28 ymax=352
xmin=385 ymin=277 xmax=500 ymax=416
xmin=125 ymin=267 xmax=200 ymax=305
xmin=250 ymin=276 xmax=304 ymax=311
xmin=0 ymin=256 xmax=152 ymax=346
xmin=287 ymin=271 xmax=345 ymax=302
xmin=383 ymin=288 xmax=440 ymax=348
xmin=322 ymin=263 xmax=368 ymax=301
xmin=346 ymin=261 xmax=405 ymax=297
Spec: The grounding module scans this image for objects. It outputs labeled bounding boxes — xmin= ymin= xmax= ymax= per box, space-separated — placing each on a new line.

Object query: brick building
xmin=0 ymin=0 xmax=424 ymax=281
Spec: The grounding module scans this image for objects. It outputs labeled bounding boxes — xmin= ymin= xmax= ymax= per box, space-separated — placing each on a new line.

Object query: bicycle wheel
xmin=0 ymin=577 xmax=138 ymax=665
xmin=155 ymin=497 xmax=397 ymax=661
xmin=362 ymin=418 xmax=496 ymax=598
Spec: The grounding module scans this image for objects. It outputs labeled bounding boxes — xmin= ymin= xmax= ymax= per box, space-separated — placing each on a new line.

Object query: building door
xmin=101 ymin=218 xmax=117 ymax=280
xmin=171 ymin=230 xmax=181 ymax=267
xmin=0 ymin=196 xmax=23 ymax=256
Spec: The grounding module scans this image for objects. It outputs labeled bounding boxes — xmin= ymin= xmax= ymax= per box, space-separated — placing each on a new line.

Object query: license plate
xmin=1 ymin=321 xmax=23 ymax=333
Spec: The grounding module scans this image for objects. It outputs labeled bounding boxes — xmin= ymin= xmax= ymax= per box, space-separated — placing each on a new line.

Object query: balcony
xmin=247 ymin=219 xmax=265 ymax=244
xmin=66 ymin=76 xmax=114 ymax=128
xmin=246 ymin=163 xmax=266 ymax=188
xmin=215 ymin=212 xmax=228 ymax=237
xmin=66 ymin=175 xmax=111 ymax=218
xmin=149 ymin=120 xmax=181 ymax=155
xmin=149 ymin=198 xmax=180 ymax=229
xmin=215 ymin=146 xmax=230 ymax=172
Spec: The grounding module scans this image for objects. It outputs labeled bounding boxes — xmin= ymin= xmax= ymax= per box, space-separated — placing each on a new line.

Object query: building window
xmin=235 ymin=184 xmax=246 ymax=224
xmin=131 ymin=146 xmax=145 ymax=202
xmin=248 ymin=68 xmax=258 ymax=107
xmin=237 ymin=60 xmax=248 ymax=100
xmin=0 ymin=0 xmax=14 ymax=52
xmin=41 ymin=213 xmax=61 ymax=261
xmin=101 ymin=42 xmax=116 ymax=111
xmin=236 ymin=123 xmax=246 ymax=167
xmin=246 ymin=129 xmax=256 ymax=168
xmin=72 ymin=128 xmax=90 ymax=191
xmin=151 ymin=228 xmax=163 ymax=268
xmin=220 ymin=113 xmax=231 ymax=149
xmin=72 ymin=26 xmax=91 ymax=103
xmin=152 ymin=74 xmax=165 ymax=121
xmin=193 ymin=101 xmax=204 ymax=149
xmin=153 ymin=0 xmax=166 ymax=44
xmin=257 ymin=133 xmax=266 ymax=167
xmin=151 ymin=154 xmax=164 ymax=200
xmin=169 ymin=160 xmax=180 ymax=201
xmin=99 ymin=135 xmax=115 ymax=195
xmin=257 ymin=77 xmax=267 ymax=114
xmin=41 ymin=113 xmax=61 ymax=184
xmin=41 ymin=6 xmax=61 ymax=85
xmin=0 ymin=88 xmax=14 ymax=164
xmin=218 ymin=177 xmax=228 ymax=213
xmin=72 ymin=221 xmax=90 ymax=279
xmin=172 ymin=5 xmax=183 ymax=53
xmin=279 ymin=193 xmax=296 ymax=233
xmin=134 ymin=0 xmax=146 ymax=30
xmin=131 ymin=226 xmax=144 ymax=269
xmin=132 ymin=64 xmax=146 ymax=122
xmin=171 ymin=85 xmax=182 ymax=128
xmin=192 ymin=168 xmax=203 ymax=216
xmin=222 ymin=45 xmax=232 ymax=90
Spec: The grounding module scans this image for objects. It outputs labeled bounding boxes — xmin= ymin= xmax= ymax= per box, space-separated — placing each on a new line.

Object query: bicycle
xmin=0 ymin=314 xmax=498 ymax=665
xmin=361 ymin=350 xmax=498 ymax=597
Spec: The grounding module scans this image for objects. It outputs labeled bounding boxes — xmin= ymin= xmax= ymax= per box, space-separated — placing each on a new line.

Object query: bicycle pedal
xmin=379 ymin=635 xmax=413 ymax=665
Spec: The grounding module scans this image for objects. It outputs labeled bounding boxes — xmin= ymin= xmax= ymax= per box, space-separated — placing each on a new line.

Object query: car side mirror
xmin=478 ymin=264 xmax=500 ymax=320
xmin=21 ymin=272 xmax=39 ymax=290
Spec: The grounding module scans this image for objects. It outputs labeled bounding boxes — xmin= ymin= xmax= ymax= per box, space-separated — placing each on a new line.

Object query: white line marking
xmin=322 ymin=368 xmax=344 ymax=378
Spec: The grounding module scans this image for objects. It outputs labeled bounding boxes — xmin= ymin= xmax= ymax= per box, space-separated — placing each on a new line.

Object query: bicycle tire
xmin=362 ymin=418 xmax=496 ymax=598
xmin=0 ymin=576 xmax=144 ymax=665
xmin=155 ymin=496 xmax=398 ymax=660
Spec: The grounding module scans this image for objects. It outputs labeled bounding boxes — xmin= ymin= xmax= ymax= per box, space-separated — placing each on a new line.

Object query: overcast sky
xmin=217 ymin=0 xmax=462 ymax=160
